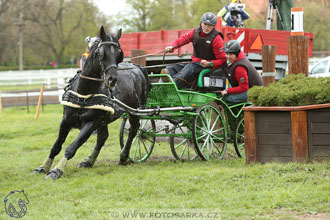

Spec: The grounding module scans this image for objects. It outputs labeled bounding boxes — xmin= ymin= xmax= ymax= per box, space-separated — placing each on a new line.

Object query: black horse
xmin=33 ymin=26 xmax=150 ymax=180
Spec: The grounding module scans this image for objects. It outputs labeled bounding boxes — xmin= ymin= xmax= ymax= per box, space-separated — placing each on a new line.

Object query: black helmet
xmin=224 ymin=40 xmax=241 ymax=55
xmin=200 ymin=12 xmax=217 ymax=26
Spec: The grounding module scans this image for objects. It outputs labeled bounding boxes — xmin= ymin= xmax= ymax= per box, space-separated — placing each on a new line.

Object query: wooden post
xmin=0 ymin=91 xmax=2 ymax=112
xmin=291 ymin=110 xmax=308 ymax=162
xmin=261 ymin=45 xmax=276 ymax=86
xmin=287 ymin=36 xmax=309 ymax=76
xmin=131 ymin=49 xmax=146 ymax=66
xmin=244 ymin=111 xmax=259 ymax=163
xmin=35 ymin=84 xmax=45 ymax=120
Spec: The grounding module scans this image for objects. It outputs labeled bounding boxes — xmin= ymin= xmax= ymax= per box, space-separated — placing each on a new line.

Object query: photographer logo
xmin=4 ymin=190 xmax=29 ymax=218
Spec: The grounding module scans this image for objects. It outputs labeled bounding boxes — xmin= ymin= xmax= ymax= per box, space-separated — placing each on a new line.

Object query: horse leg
xmin=77 ymin=125 xmax=109 ymax=168
xmin=119 ymin=115 xmax=140 ymax=165
xmin=33 ymin=119 xmax=72 ymax=174
xmin=46 ymin=120 xmax=101 ymax=180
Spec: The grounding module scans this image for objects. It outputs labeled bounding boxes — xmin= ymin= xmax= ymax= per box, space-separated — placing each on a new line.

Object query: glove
xmin=165 ymin=46 xmax=174 ymax=53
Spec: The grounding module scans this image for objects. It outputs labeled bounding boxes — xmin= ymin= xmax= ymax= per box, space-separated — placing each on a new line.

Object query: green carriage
xmin=117 ymin=72 xmax=250 ymax=162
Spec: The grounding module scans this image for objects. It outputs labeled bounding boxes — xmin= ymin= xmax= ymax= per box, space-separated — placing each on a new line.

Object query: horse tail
xmin=141 ymin=66 xmax=152 ymax=92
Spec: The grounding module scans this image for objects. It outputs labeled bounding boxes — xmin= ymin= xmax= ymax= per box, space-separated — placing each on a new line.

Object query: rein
xmin=79 ymin=61 xmax=191 ymax=82
xmin=79 ymin=61 xmax=192 ymax=81
xmin=80 ymin=75 xmax=104 ymax=82
xmin=79 ymin=34 xmax=193 ymax=82
xmin=117 ymin=61 xmax=191 ymax=71
xmin=130 ymin=50 xmax=166 ymax=60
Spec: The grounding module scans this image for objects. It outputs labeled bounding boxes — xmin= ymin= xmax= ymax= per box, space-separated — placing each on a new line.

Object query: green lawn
xmin=0 ymin=84 xmax=48 ymax=92
xmin=0 ymin=105 xmax=329 ymax=220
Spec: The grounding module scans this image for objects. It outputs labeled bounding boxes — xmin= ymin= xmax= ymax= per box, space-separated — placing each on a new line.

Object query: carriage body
xmin=120 ymin=73 xmax=250 ymax=162
xmin=146 ymin=74 xmax=219 ymax=108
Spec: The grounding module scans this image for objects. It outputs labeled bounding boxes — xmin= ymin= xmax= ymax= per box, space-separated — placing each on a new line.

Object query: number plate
xmin=203 ymin=77 xmax=225 ymax=88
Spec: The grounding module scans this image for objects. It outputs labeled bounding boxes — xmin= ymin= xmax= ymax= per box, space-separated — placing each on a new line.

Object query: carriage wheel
xmin=192 ymin=104 xmax=227 ymax=160
xmin=234 ymin=117 xmax=245 ymax=158
xmin=170 ymin=124 xmax=199 ymax=161
xmin=119 ymin=117 xmax=155 ymax=162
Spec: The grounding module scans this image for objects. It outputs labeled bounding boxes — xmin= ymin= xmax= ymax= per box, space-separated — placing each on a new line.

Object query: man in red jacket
xmin=219 ymin=40 xmax=263 ymax=103
xmin=163 ymin=12 xmax=226 ymax=89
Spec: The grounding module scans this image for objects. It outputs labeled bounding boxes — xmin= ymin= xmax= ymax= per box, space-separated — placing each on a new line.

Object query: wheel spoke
xmin=179 ymin=143 xmax=188 ymax=159
xmin=193 ymin=104 xmax=227 ymax=160
xmin=132 ymin=141 xmax=138 ymax=160
xmin=198 ymin=113 xmax=208 ymax=129
xmin=199 ymin=135 xmax=208 ymax=152
xmin=210 ymin=137 xmax=223 ymax=155
xmin=138 ymin=141 xmax=142 ymax=159
xmin=206 ymin=136 xmax=210 ymax=160
xmin=210 ymin=114 xmax=220 ymax=131
xmin=141 ymin=139 xmax=149 ymax=155
xmin=203 ymin=108 xmax=211 ymax=129
xmin=187 ymin=143 xmax=192 ymax=160
xmin=120 ymin=118 xmax=156 ymax=162
xmin=175 ymin=139 xmax=186 ymax=150
xmin=196 ymin=132 xmax=208 ymax=141
xmin=170 ymin=124 xmax=197 ymax=161
xmin=209 ymin=132 xmax=226 ymax=144
xmin=234 ymin=118 xmax=245 ymax=158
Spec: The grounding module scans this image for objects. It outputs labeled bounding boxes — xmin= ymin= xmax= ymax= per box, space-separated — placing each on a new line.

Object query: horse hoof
xmin=118 ymin=159 xmax=130 ymax=166
xmin=45 ymin=168 xmax=63 ymax=180
xmin=33 ymin=167 xmax=47 ymax=174
xmin=77 ymin=161 xmax=92 ymax=168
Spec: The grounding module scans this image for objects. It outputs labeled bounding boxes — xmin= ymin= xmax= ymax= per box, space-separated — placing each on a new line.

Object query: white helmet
xmin=85 ymin=36 xmax=99 ymax=48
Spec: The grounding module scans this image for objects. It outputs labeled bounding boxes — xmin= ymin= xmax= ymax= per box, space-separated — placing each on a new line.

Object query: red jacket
xmin=170 ymin=28 xmax=226 ymax=69
xmin=227 ymin=51 xmax=249 ymax=94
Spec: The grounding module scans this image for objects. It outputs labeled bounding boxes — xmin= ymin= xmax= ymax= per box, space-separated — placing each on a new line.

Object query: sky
xmin=92 ymin=0 xmax=128 ymax=16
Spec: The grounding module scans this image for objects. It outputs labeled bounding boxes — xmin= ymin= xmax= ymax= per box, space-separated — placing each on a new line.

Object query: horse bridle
xmin=80 ymin=38 xmax=121 ymax=82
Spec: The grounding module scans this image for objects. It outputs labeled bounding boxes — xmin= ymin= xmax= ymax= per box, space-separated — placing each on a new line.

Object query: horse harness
xmin=62 ymin=37 xmax=123 ymax=115
xmin=79 ymin=37 xmax=122 ymax=82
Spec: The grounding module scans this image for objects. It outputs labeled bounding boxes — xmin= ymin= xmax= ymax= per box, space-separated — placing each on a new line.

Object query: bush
xmin=248 ymin=74 xmax=330 ymax=106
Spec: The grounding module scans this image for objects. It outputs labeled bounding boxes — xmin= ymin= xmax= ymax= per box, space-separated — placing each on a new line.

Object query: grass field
xmin=0 ymin=84 xmax=47 ymax=92
xmin=0 ymin=105 xmax=329 ymax=220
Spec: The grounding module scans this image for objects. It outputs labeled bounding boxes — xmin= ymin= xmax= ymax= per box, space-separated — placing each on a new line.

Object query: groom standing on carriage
xmin=162 ymin=12 xmax=226 ymax=89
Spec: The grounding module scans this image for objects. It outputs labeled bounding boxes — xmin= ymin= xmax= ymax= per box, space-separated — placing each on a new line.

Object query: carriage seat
xmin=196 ymin=67 xmax=227 ymax=92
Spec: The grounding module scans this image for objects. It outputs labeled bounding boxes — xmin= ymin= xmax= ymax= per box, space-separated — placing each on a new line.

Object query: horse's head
xmin=96 ymin=26 xmax=123 ymax=88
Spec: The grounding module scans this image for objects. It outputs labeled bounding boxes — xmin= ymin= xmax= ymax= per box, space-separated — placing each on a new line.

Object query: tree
xmin=0 ymin=0 xmax=20 ymax=65
xmin=23 ymin=0 xmax=106 ymax=64
xmin=190 ymin=0 xmax=225 ymax=24
xmin=148 ymin=0 xmax=176 ymax=31
xmin=121 ymin=0 xmax=154 ymax=32
xmin=0 ymin=0 xmax=118 ymax=67
xmin=299 ymin=0 xmax=330 ymax=52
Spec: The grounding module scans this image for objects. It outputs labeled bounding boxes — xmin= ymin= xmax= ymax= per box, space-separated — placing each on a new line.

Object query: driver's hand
xmin=200 ymin=60 xmax=210 ymax=68
xmin=165 ymin=46 xmax=174 ymax=53
xmin=220 ymin=90 xmax=228 ymax=96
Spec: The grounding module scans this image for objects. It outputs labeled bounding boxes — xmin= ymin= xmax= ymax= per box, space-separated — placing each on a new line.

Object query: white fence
xmin=0 ymin=68 xmax=78 ymax=106
xmin=0 ymin=68 xmax=77 ymax=87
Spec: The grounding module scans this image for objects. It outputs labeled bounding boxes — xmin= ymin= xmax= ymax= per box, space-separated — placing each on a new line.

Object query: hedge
xmin=248 ymin=74 xmax=330 ymax=106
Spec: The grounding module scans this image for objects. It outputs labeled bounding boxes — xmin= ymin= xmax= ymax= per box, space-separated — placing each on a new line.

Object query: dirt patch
xmin=273 ymin=209 xmax=330 ymax=220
